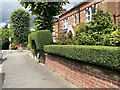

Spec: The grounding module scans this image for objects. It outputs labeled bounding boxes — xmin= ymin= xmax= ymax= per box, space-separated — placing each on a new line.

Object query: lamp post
xmin=7 ymin=20 xmax=11 ymax=52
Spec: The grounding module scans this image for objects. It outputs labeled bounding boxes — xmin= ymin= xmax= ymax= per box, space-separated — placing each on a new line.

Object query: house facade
xmin=55 ymin=0 xmax=120 ymax=37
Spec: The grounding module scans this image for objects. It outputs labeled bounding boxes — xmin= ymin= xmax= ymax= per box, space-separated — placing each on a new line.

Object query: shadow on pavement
xmin=0 ymin=73 xmax=5 ymax=90
xmin=0 ymin=57 xmax=7 ymax=65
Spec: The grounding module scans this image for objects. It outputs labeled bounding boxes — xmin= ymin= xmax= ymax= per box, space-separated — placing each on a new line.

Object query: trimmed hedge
xmin=28 ymin=30 xmax=53 ymax=51
xmin=44 ymin=45 xmax=120 ymax=70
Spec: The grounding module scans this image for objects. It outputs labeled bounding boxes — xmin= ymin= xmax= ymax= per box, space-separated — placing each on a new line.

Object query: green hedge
xmin=28 ymin=30 xmax=53 ymax=51
xmin=44 ymin=45 xmax=120 ymax=70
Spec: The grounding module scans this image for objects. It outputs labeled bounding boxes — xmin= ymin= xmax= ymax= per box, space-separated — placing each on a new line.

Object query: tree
xmin=19 ymin=1 xmax=68 ymax=32
xmin=2 ymin=24 xmax=8 ymax=29
xmin=10 ymin=8 xmax=31 ymax=46
xmin=0 ymin=28 xmax=9 ymax=49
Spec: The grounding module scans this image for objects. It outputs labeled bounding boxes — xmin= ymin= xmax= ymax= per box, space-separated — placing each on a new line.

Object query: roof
xmin=60 ymin=0 xmax=88 ymax=17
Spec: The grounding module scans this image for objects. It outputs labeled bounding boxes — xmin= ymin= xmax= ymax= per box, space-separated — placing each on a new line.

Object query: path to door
xmin=1 ymin=51 xmax=77 ymax=88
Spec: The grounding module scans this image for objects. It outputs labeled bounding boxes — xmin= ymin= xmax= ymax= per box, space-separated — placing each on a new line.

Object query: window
xmin=86 ymin=5 xmax=96 ymax=22
xmin=74 ymin=14 xmax=77 ymax=26
xmin=63 ymin=19 xmax=65 ymax=28
xmin=92 ymin=6 xmax=96 ymax=14
xmin=86 ymin=8 xmax=91 ymax=22
xmin=66 ymin=18 xmax=68 ymax=28
xmin=63 ymin=17 xmax=68 ymax=29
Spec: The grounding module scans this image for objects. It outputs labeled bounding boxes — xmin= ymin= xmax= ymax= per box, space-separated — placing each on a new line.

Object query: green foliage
xmin=74 ymin=23 xmax=95 ymax=45
xmin=2 ymin=24 xmax=8 ymax=29
xmin=0 ymin=28 xmax=9 ymax=49
xmin=24 ymin=42 xmax=28 ymax=47
xmin=44 ymin=45 xmax=120 ymax=71
xmin=19 ymin=1 xmax=68 ymax=32
xmin=74 ymin=9 xmax=116 ymax=46
xmin=0 ymin=28 xmax=15 ymax=49
xmin=56 ymin=32 xmax=75 ymax=45
xmin=10 ymin=8 xmax=31 ymax=46
xmin=33 ymin=15 xmax=54 ymax=32
xmin=28 ymin=30 xmax=53 ymax=51
xmin=74 ymin=23 xmax=86 ymax=33
xmin=88 ymin=9 xmax=116 ymax=45
xmin=27 ymin=34 xmax=31 ymax=50
xmin=110 ymin=27 xmax=120 ymax=46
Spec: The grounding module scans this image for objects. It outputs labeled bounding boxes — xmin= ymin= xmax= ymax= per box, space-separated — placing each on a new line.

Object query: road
xmin=0 ymin=51 xmax=77 ymax=88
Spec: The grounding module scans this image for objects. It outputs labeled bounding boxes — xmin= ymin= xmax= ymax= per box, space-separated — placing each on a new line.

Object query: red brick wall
xmin=99 ymin=1 xmax=120 ymax=24
xmin=116 ymin=16 xmax=120 ymax=25
xmin=80 ymin=10 xmax=86 ymax=23
xmin=45 ymin=54 xmax=120 ymax=88
xmin=116 ymin=1 xmax=120 ymax=24
xmin=55 ymin=22 xmax=58 ymax=37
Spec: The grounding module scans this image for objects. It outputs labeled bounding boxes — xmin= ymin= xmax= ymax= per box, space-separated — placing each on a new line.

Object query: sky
xmin=0 ymin=0 xmax=80 ymax=29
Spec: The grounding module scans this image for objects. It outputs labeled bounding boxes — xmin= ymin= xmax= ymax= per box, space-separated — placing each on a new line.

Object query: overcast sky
xmin=0 ymin=0 xmax=80 ymax=29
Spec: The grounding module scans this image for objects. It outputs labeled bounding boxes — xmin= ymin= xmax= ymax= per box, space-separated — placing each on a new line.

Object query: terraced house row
xmin=55 ymin=0 xmax=120 ymax=37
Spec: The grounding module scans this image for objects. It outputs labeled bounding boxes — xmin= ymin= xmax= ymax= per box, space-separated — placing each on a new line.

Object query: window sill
xmin=63 ymin=27 xmax=68 ymax=30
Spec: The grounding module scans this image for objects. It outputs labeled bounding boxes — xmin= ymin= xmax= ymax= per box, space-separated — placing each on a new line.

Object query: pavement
xmin=0 ymin=64 xmax=2 ymax=90
xmin=1 ymin=51 xmax=77 ymax=88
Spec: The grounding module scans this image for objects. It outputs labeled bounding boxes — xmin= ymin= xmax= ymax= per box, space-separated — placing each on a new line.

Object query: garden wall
xmin=45 ymin=54 xmax=120 ymax=88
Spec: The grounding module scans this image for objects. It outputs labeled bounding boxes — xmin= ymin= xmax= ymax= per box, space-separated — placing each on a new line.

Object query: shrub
xmin=88 ymin=9 xmax=116 ymax=45
xmin=74 ymin=23 xmax=95 ymax=45
xmin=74 ymin=9 xmax=116 ymax=46
xmin=44 ymin=45 xmax=120 ymax=71
xmin=56 ymin=32 xmax=75 ymax=45
xmin=74 ymin=23 xmax=86 ymax=33
xmin=110 ymin=27 xmax=120 ymax=46
xmin=28 ymin=30 xmax=53 ymax=51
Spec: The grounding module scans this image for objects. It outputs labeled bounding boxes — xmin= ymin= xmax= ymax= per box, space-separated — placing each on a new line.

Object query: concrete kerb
xmin=27 ymin=50 xmax=41 ymax=63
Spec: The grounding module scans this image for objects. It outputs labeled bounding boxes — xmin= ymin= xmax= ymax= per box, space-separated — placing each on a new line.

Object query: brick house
xmin=55 ymin=0 xmax=120 ymax=37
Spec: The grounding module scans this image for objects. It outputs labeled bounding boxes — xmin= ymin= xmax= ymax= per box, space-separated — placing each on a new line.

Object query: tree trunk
xmin=22 ymin=41 xmax=24 ymax=47
xmin=38 ymin=51 xmax=45 ymax=64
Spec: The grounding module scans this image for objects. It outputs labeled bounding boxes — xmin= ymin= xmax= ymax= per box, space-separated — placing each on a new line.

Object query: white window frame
xmin=66 ymin=17 xmax=68 ymax=28
xmin=74 ymin=14 xmax=77 ymax=26
xmin=92 ymin=5 xmax=96 ymax=14
xmin=86 ymin=8 xmax=91 ymax=22
xmin=63 ymin=19 xmax=66 ymax=28
xmin=86 ymin=5 xmax=97 ymax=22
xmin=63 ymin=17 xmax=68 ymax=29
